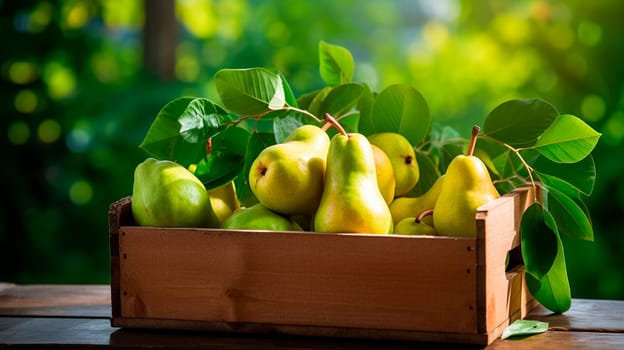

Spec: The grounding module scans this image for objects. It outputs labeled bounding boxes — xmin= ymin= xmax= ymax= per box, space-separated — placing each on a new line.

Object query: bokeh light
xmin=14 ymin=90 xmax=38 ymax=114
xmin=69 ymin=180 xmax=93 ymax=205
xmin=8 ymin=61 xmax=38 ymax=84
xmin=43 ymin=62 xmax=76 ymax=100
xmin=8 ymin=121 xmax=31 ymax=145
xmin=37 ymin=119 xmax=61 ymax=143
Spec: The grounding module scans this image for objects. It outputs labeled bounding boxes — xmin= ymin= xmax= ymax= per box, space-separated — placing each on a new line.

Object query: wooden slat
xmin=118 ymin=227 xmax=478 ymax=334
xmin=476 ymin=186 xmax=538 ymax=342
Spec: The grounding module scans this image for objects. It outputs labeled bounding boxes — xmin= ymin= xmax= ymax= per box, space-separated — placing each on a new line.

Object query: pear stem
xmin=321 ymin=121 xmax=332 ymax=131
xmin=415 ymin=208 xmax=434 ymax=224
xmin=467 ymin=125 xmax=480 ymax=156
xmin=324 ymin=113 xmax=348 ymax=137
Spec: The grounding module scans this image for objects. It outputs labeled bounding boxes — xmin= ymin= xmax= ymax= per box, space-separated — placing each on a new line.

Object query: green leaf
xmin=483 ymin=99 xmax=559 ymax=147
xmin=336 ymin=112 xmax=360 ymax=134
xmin=307 ymin=86 xmax=332 ymax=119
xmin=371 ymin=83 xmax=431 ymax=146
xmin=356 ymin=84 xmax=375 ymax=136
xmin=426 ymin=124 xmax=465 ymax=174
xmin=521 ymin=203 xmax=559 ymax=280
xmin=408 ymin=151 xmax=442 ymax=196
xmin=544 ymin=186 xmax=594 ymax=241
xmin=526 ymin=234 xmax=572 ymax=313
xmin=501 ymin=319 xmax=549 ymax=340
xmin=320 ymin=83 xmax=364 ymax=118
xmin=215 ymin=68 xmax=284 ymax=115
xmin=195 ymin=151 xmax=242 ymax=190
xmin=297 ymin=88 xmax=321 ymax=110
xmin=534 ymin=154 xmax=596 ymax=196
xmin=319 ymin=40 xmax=354 ymax=85
xmin=178 ymin=98 xmax=231 ymax=143
xmin=194 ymin=126 xmax=250 ymax=189
xmin=278 ymin=71 xmax=298 ymax=107
xmin=270 ymin=109 xmax=320 ymax=143
xmin=534 ymin=114 xmax=601 ymax=163
xmin=139 ymin=97 xmax=230 ymax=167
xmin=523 ymin=203 xmax=572 ymax=313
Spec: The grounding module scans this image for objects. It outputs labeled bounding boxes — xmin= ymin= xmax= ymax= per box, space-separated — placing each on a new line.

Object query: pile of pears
xmin=131 ymin=116 xmax=500 ymax=237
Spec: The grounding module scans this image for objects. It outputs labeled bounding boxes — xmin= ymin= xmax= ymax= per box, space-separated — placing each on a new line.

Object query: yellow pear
xmin=368 ymin=132 xmax=419 ymax=196
xmin=370 ymin=144 xmax=396 ymax=204
xmin=389 ymin=175 xmax=445 ymax=225
xmin=433 ymin=126 xmax=500 ymax=237
xmin=207 ymin=181 xmax=240 ymax=224
xmin=394 ymin=216 xmax=437 ymax=236
xmin=314 ymin=114 xmax=393 ymax=234
xmin=249 ymin=124 xmax=330 ymax=216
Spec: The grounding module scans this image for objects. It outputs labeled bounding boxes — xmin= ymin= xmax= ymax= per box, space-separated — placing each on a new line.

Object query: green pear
xmin=207 ymin=181 xmax=240 ymax=224
xmin=389 ymin=175 xmax=445 ymax=225
xmin=222 ymin=203 xmax=303 ymax=231
xmin=249 ymin=124 xmax=330 ymax=216
xmin=394 ymin=216 xmax=437 ymax=236
xmin=433 ymin=126 xmax=500 ymax=237
xmin=370 ymin=144 xmax=396 ymax=204
xmin=131 ymin=158 xmax=219 ymax=228
xmin=368 ymin=132 xmax=419 ymax=196
xmin=314 ymin=114 xmax=393 ymax=234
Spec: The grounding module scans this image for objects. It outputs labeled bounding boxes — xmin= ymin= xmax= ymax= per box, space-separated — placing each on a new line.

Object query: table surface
xmin=0 ymin=283 xmax=623 ymax=349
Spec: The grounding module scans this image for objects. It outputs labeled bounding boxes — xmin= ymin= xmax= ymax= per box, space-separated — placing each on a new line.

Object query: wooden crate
xmin=109 ymin=186 xmax=539 ymax=345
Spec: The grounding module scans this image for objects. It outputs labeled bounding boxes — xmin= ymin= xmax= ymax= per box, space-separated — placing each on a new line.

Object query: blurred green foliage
xmin=1 ymin=0 xmax=622 ymax=299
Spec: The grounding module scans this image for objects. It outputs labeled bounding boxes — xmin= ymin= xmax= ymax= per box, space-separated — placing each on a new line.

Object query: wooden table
xmin=0 ymin=283 xmax=622 ymax=349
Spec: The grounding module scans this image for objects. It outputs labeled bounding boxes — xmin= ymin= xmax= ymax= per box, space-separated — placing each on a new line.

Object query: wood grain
xmin=118 ymin=228 xmax=477 ymax=334
xmin=0 ymin=284 xmax=110 ymax=318
xmin=475 ymin=186 xmax=539 ymax=343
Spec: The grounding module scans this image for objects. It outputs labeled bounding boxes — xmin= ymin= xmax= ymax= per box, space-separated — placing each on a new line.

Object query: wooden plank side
xmin=118 ymin=228 xmax=479 ymax=334
xmin=109 ymin=196 xmax=133 ymax=319
xmin=476 ymin=186 xmax=538 ymax=339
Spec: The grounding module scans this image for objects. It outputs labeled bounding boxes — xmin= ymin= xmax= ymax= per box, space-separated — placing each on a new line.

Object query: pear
xmin=389 ymin=175 xmax=445 ymax=225
xmin=222 ymin=203 xmax=303 ymax=231
xmin=131 ymin=158 xmax=220 ymax=228
xmin=370 ymin=144 xmax=396 ymax=204
xmin=394 ymin=216 xmax=437 ymax=236
xmin=207 ymin=181 xmax=240 ymax=224
xmin=368 ymin=132 xmax=419 ymax=196
xmin=433 ymin=126 xmax=500 ymax=237
xmin=249 ymin=124 xmax=330 ymax=216
xmin=314 ymin=114 xmax=393 ymax=234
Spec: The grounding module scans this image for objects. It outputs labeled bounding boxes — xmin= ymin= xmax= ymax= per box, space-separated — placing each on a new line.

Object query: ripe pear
xmin=370 ymin=144 xmax=396 ymax=204
xmin=207 ymin=181 xmax=240 ymax=224
xmin=249 ymin=124 xmax=330 ymax=216
xmin=314 ymin=114 xmax=393 ymax=234
xmin=131 ymin=158 xmax=220 ymax=228
xmin=433 ymin=126 xmax=500 ymax=237
xmin=222 ymin=203 xmax=303 ymax=231
xmin=389 ymin=175 xmax=445 ymax=225
xmin=394 ymin=217 xmax=437 ymax=236
xmin=368 ymin=132 xmax=419 ymax=196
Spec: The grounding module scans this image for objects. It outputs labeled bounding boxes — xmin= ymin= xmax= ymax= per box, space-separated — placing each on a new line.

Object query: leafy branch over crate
xmin=137 ymin=41 xmax=600 ymax=313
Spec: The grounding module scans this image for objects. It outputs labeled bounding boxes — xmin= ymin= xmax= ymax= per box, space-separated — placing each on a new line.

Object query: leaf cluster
xmin=137 ymin=41 xmax=600 ymax=313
